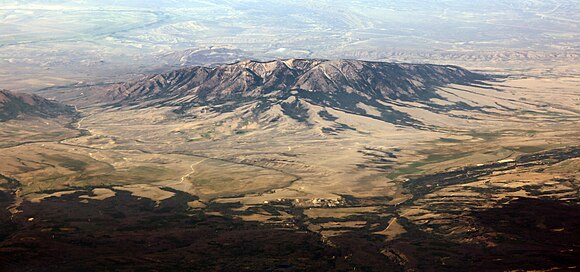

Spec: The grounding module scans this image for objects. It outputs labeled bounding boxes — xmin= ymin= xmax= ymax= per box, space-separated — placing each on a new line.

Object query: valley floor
xmin=0 ymin=74 xmax=579 ymax=271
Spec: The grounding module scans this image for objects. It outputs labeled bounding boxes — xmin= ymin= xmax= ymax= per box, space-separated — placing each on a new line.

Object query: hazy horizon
xmin=1 ymin=0 xmax=578 ymax=91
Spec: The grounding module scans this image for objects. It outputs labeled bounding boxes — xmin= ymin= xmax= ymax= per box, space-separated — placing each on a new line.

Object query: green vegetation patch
xmin=119 ymin=166 xmax=172 ymax=182
xmin=387 ymin=152 xmax=472 ymax=180
xmin=438 ymin=138 xmax=463 ymax=143
xmin=468 ymin=131 xmax=502 ymax=141
xmin=42 ymin=154 xmax=88 ymax=171
xmin=509 ymin=145 xmax=550 ymax=154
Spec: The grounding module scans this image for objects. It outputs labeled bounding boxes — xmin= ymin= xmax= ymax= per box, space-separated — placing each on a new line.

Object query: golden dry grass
xmin=1 ymin=74 xmax=578 ymax=228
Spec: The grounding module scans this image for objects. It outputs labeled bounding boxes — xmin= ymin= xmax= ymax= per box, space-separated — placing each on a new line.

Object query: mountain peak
xmin=107 ymin=59 xmax=485 ymax=105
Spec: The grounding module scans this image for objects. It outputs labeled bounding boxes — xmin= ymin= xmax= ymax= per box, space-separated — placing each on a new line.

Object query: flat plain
xmin=2 ymin=1 xmax=578 ymax=91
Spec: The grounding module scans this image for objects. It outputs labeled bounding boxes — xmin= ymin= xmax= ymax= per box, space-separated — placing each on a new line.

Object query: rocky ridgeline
xmin=106 ymin=59 xmax=485 ymax=104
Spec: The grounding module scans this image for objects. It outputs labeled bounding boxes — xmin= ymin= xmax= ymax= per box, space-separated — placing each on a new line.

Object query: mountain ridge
xmin=0 ymin=89 xmax=76 ymax=121
xmin=106 ymin=59 xmax=487 ymax=105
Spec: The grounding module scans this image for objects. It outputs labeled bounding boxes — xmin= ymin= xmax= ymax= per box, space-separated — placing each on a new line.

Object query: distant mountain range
xmin=0 ymin=89 xmax=75 ymax=121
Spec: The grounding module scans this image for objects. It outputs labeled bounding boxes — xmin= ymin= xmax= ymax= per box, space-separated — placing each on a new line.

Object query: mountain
xmin=0 ymin=89 xmax=75 ymax=121
xmin=108 ymin=59 xmax=484 ymax=103
xmin=104 ymin=59 xmax=486 ymax=127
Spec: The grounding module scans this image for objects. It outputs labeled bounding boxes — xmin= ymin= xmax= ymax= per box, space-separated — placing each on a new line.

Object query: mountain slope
xmin=102 ymin=59 xmax=486 ymax=127
xmin=0 ymin=89 xmax=75 ymax=121
xmin=107 ymin=59 xmax=484 ymax=104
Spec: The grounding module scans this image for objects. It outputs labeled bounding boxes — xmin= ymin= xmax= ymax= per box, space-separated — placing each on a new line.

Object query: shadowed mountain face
xmin=0 ymin=90 xmax=76 ymax=121
xmin=108 ymin=59 xmax=485 ymax=104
